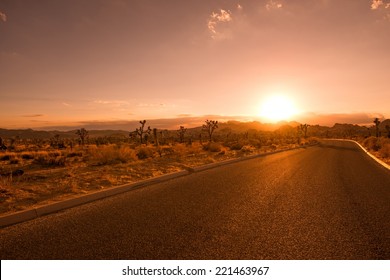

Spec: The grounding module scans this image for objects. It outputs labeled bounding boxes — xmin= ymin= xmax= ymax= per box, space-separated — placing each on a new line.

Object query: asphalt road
xmin=1 ymin=140 xmax=389 ymax=259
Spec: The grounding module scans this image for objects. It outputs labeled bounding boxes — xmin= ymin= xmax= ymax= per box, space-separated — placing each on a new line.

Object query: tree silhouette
xmin=76 ymin=128 xmax=89 ymax=146
xmin=374 ymin=118 xmax=381 ymax=138
xmin=132 ymin=120 xmax=151 ymax=144
xmin=0 ymin=137 xmax=6 ymax=150
xmin=299 ymin=124 xmax=309 ymax=138
xmin=202 ymin=120 xmax=218 ymax=142
xmin=177 ymin=126 xmax=187 ymax=143
xmin=153 ymin=128 xmax=159 ymax=147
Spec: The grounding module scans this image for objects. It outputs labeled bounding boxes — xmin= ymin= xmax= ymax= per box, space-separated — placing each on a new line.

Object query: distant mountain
xmin=0 ymin=128 xmax=129 ymax=140
xmin=1 ymin=119 xmax=389 ymax=140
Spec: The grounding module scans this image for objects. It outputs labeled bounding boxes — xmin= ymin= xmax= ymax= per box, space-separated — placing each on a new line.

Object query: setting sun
xmin=260 ymin=95 xmax=297 ymax=122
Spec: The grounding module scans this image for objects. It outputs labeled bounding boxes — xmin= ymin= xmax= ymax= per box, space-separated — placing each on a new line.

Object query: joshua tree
xmin=374 ymin=118 xmax=381 ymax=137
xmin=0 ymin=137 xmax=6 ymax=151
xmin=152 ymin=128 xmax=159 ymax=147
xmin=299 ymin=124 xmax=309 ymax=138
xmin=132 ymin=120 xmax=151 ymax=144
xmin=202 ymin=120 xmax=218 ymax=142
xmin=76 ymin=128 xmax=89 ymax=146
xmin=177 ymin=126 xmax=187 ymax=143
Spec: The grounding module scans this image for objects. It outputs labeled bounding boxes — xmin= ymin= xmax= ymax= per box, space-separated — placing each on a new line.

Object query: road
xmin=0 ymin=140 xmax=389 ymax=259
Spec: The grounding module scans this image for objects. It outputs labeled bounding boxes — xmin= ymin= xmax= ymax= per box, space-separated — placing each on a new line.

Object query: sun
xmin=259 ymin=95 xmax=297 ymax=122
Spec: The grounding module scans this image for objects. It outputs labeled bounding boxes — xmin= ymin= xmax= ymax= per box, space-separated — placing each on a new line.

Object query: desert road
xmin=0 ymin=140 xmax=389 ymax=259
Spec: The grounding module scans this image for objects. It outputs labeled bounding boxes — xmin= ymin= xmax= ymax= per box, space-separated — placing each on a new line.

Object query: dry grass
xmin=0 ymin=139 xmax=314 ymax=215
xmin=88 ymin=145 xmax=137 ymax=165
xmin=360 ymin=136 xmax=390 ymax=165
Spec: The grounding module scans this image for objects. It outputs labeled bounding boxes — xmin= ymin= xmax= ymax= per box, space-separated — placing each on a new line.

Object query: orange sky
xmin=1 ymin=0 xmax=390 ymax=129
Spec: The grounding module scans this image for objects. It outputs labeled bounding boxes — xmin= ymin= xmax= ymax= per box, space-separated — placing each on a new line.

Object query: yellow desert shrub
xmin=379 ymin=143 xmax=390 ymax=158
xmin=89 ymin=145 xmax=137 ymax=165
xmin=33 ymin=151 xmax=66 ymax=166
xmin=363 ymin=136 xmax=379 ymax=151
xmin=135 ymin=146 xmax=154 ymax=160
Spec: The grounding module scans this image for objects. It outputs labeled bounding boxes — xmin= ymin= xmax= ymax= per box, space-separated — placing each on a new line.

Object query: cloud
xmin=93 ymin=99 xmax=129 ymax=107
xmin=207 ymin=9 xmax=233 ymax=38
xmin=370 ymin=0 xmax=390 ymax=20
xmin=296 ymin=112 xmax=385 ymax=127
xmin=22 ymin=114 xmax=45 ymax=118
xmin=136 ymin=102 xmax=172 ymax=108
xmin=371 ymin=0 xmax=384 ymax=10
xmin=371 ymin=0 xmax=390 ymax=9
xmin=0 ymin=10 xmax=6 ymax=22
xmin=265 ymin=0 xmax=283 ymax=11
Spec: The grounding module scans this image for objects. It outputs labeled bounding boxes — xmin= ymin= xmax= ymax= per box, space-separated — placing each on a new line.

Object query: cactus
xmin=374 ymin=118 xmax=381 ymax=138
xmin=76 ymin=128 xmax=89 ymax=146
xmin=131 ymin=120 xmax=151 ymax=144
xmin=202 ymin=120 xmax=219 ymax=142
xmin=0 ymin=137 xmax=6 ymax=151
xmin=177 ymin=126 xmax=187 ymax=143
xmin=298 ymin=124 xmax=309 ymax=138
xmin=153 ymin=128 xmax=160 ymax=147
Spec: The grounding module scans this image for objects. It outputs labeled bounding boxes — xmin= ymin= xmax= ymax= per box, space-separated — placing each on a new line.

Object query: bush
xmin=249 ymin=139 xmax=262 ymax=148
xmin=66 ymin=152 xmax=83 ymax=158
xmin=89 ymin=145 xmax=137 ymax=165
xmin=0 ymin=153 xmax=18 ymax=162
xmin=363 ymin=136 xmax=379 ymax=151
xmin=136 ymin=147 xmax=154 ymax=159
xmin=228 ymin=142 xmax=244 ymax=150
xmin=33 ymin=151 xmax=66 ymax=166
xmin=21 ymin=153 xmax=34 ymax=160
xmin=0 ymin=154 xmax=11 ymax=161
xmin=203 ymin=142 xmax=222 ymax=152
xmin=379 ymin=143 xmax=390 ymax=158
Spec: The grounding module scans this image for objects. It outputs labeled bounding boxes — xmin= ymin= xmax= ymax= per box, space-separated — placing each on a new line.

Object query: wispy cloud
xmin=93 ymin=99 xmax=129 ymax=107
xmin=0 ymin=10 xmax=7 ymax=22
xmin=22 ymin=114 xmax=45 ymax=118
xmin=265 ymin=0 xmax=283 ymax=11
xmin=371 ymin=0 xmax=384 ymax=10
xmin=207 ymin=9 xmax=233 ymax=39
xmin=370 ymin=0 xmax=390 ymax=21
xmin=371 ymin=0 xmax=390 ymax=9
xmin=136 ymin=103 xmax=167 ymax=108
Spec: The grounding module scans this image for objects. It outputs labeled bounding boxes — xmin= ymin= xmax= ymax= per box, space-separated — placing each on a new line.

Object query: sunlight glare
xmin=260 ymin=95 xmax=297 ymax=122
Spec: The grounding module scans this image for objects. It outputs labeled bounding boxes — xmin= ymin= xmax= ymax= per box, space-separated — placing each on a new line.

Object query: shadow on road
xmin=318 ymin=142 xmax=359 ymax=152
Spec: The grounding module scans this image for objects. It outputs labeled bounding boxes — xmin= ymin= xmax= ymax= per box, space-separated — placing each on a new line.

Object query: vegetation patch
xmin=0 ymin=120 xmax=319 ymax=215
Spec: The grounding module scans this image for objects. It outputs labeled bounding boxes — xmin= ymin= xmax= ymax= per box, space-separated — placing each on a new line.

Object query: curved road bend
xmin=0 ymin=140 xmax=389 ymax=259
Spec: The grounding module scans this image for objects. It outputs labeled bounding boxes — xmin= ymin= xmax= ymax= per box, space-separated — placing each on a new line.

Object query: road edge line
xmin=0 ymin=170 xmax=189 ymax=228
xmin=0 ymin=144 xmax=316 ymax=228
xmin=333 ymin=139 xmax=390 ymax=171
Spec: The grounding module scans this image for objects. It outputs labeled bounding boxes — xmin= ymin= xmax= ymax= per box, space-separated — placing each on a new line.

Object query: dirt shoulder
xmin=0 ymin=141 xmax=316 ymax=216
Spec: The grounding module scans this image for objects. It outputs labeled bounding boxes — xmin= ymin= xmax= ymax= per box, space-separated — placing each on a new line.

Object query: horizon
xmin=1 ymin=1 xmax=390 ymax=128
xmin=0 ymin=113 xmax=387 ymax=132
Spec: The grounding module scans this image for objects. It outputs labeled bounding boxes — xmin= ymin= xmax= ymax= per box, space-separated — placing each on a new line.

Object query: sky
xmin=1 ymin=0 xmax=390 ymax=129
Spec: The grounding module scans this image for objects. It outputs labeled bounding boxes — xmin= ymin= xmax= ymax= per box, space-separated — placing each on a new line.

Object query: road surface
xmin=0 ymin=140 xmax=389 ymax=259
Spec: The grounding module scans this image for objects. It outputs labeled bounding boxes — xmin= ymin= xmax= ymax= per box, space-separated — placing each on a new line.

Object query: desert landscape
xmin=1 ymin=118 xmax=390 ymax=216
xmin=1 ymin=0 xmax=390 ymax=264
xmin=0 ymin=120 xmax=317 ymax=215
